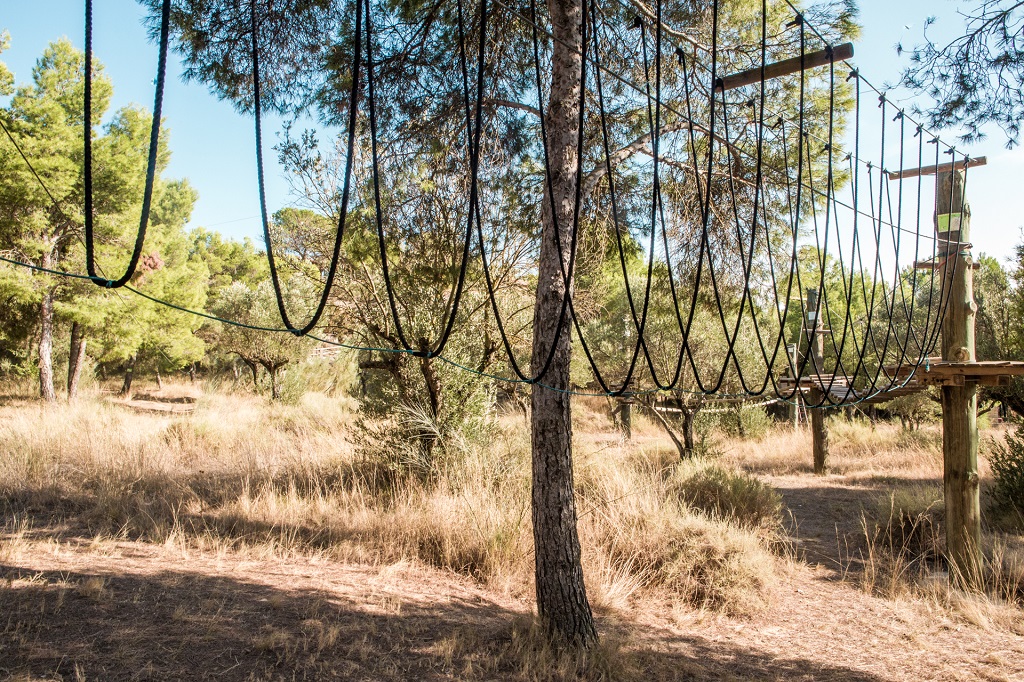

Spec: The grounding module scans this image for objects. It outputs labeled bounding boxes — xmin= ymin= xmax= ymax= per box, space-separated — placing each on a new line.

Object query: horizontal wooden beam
xmin=716 ymin=43 xmax=854 ymax=92
xmin=914 ymin=259 xmax=980 ymax=270
xmin=886 ymin=156 xmax=987 ymax=181
xmin=890 ymin=360 xmax=1024 ymax=378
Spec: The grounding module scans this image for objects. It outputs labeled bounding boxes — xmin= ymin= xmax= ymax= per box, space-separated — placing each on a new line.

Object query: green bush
xmin=989 ymin=427 xmax=1024 ymax=525
xmin=716 ymin=403 xmax=772 ymax=440
xmin=277 ymin=354 xmax=358 ymax=405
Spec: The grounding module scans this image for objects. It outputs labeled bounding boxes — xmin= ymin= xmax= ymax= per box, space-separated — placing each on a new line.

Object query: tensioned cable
xmin=83 ymin=0 xmax=171 ymax=289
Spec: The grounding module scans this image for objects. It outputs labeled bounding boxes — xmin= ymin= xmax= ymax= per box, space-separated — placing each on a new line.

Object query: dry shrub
xmin=0 ymin=396 xmax=779 ymax=617
xmin=668 ymin=463 xmax=784 ymax=536
xmin=859 ymin=486 xmax=945 ymax=597
xmin=579 ymin=455 xmax=777 ymax=616
xmin=859 ymin=486 xmax=1024 ymax=616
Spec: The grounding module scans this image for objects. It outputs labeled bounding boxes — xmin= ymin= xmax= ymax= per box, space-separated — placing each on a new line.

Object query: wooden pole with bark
xmin=529 ymin=0 xmax=598 ymax=648
xmin=936 ymin=169 xmax=982 ymax=588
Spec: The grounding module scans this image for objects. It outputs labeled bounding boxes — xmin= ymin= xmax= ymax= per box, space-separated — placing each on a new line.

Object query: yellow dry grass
xmin=0 ymin=386 xmax=781 ymax=619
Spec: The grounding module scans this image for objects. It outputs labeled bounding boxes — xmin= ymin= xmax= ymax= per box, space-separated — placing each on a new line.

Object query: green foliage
xmin=0 ymin=35 xmax=205 ymax=392
xmin=900 ymin=4 xmax=1024 ymax=145
xmin=717 ymin=403 xmax=772 ymax=440
xmin=277 ymin=353 xmax=358 ymax=405
xmin=989 ymin=427 xmax=1024 ymax=524
xmin=885 ymin=390 xmax=939 ymax=431
xmin=205 ymin=279 xmax=313 ymax=399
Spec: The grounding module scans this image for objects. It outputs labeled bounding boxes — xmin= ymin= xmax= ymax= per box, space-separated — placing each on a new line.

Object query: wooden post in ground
xmin=804 ymin=288 xmax=829 ymax=475
xmin=937 ymin=169 xmax=982 ymax=587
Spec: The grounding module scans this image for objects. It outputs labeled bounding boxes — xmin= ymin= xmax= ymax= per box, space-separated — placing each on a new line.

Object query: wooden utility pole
xmin=937 ymin=169 xmax=982 ymax=587
xmin=890 ymin=157 xmax=989 ymax=587
xmin=803 ymin=288 xmax=830 ymax=475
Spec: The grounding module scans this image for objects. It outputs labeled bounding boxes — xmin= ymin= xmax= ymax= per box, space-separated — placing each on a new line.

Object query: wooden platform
xmin=888 ymin=359 xmax=1024 ymax=386
xmin=777 ymin=374 xmax=857 ymax=402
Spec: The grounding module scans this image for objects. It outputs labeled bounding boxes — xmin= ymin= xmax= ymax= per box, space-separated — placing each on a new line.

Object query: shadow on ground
xmin=773 ymin=475 xmax=944 ymax=576
xmin=0 ymin=561 xmax=886 ymax=681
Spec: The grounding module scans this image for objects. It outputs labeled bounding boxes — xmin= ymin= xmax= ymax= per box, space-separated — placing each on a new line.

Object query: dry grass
xmin=718 ymin=418 xmax=948 ymax=481
xmin=0 ymin=387 xmax=782 ymax=620
xmin=3 ymin=385 xmax=1024 ymax=680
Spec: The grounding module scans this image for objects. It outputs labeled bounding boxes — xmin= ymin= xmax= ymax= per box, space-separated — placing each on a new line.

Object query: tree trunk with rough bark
xmin=529 ymin=0 xmax=597 ymax=649
xmin=682 ymin=407 xmax=696 ymax=456
xmin=38 ymin=253 xmax=57 ymax=403
xmin=67 ymin=322 xmax=87 ymax=400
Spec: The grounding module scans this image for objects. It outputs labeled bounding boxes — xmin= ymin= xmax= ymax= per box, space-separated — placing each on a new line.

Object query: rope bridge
xmin=0 ymin=0 xmax=984 ymax=408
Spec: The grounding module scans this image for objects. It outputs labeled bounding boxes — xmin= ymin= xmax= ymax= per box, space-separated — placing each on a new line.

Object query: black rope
xmin=250 ymin=0 xmax=362 ymax=335
xmin=83 ymin=0 xmax=171 ymax=289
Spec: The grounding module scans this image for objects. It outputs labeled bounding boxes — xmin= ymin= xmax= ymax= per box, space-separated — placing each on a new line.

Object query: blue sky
xmin=1 ymin=0 xmax=1020 ymax=264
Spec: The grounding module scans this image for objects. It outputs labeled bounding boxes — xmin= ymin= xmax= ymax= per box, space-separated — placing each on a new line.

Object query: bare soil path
xmin=2 ymin=535 xmax=1022 ymax=681
xmin=768 ymin=474 xmax=889 ymax=571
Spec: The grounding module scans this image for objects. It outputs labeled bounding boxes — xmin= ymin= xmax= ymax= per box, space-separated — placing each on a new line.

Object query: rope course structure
xmin=0 ymin=0 xmax=992 ymax=409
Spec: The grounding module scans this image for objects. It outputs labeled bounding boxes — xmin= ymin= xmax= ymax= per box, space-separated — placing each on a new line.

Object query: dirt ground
xmin=3 ymin=478 xmax=1022 ymax=682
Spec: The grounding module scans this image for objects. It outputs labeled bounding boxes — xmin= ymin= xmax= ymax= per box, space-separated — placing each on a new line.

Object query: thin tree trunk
xmin=38 ymin=280 xmax=57 ymax=403
xmin=682 ymin=408 xmax=696 ymax=456
xmin=67 ymin=322 xmax=87 ymax=400
xmin=270 ymin=367 xmax=281 ymax=400
xmin=808 ymin=387 xmax=829 ymax=475
xmin=642 ymin=399 xmax=686 ymax=460
xmin=529 ymin=0 xmax=597 ymax=648
xmin=120 ymin=352 xmax=137 ymax=397
xmin=417 ymin=342 xmax=443 ymax=464
xmin=240 ymin=357 xmax=259 ymax=389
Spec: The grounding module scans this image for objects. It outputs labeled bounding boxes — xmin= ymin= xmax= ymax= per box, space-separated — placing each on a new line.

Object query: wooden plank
xmin=890 ymin=360 xmax=1024 ymax=378
xmin=716 ymin=43 xmax=854 ymax=92
xmin=914 ymin=259 xmax=980 ymax=270
xmin=886 ymin=156 xmax=987 ymax=181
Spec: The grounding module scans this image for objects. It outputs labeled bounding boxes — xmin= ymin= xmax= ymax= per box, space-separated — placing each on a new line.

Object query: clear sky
xmin=1 ymin=0 xmax=1020 ymax=264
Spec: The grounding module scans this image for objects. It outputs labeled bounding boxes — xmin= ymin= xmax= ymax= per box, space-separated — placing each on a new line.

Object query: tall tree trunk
xmin=67 ymin=322 xmax=87 ymax=400
xmin=417 ymin=339 xmax=443 ymax=464
xmin=38 ymin=278 xmax=57 ymax=403
xmin=529 ymin=0 xmax=597 ymax=648
xmin=120 ymin=352 xmax=137 ymax=397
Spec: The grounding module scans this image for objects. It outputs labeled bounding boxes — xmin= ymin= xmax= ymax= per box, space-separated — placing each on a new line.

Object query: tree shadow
xmin=774 ymin=475 xmax=945 ymax=576
xmin=0 ymin=562 xmax=888 ymax=681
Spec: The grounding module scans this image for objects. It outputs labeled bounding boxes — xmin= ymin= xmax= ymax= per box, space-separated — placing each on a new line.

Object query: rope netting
xmin=1 ymin=0 xmax=976 ymax=407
